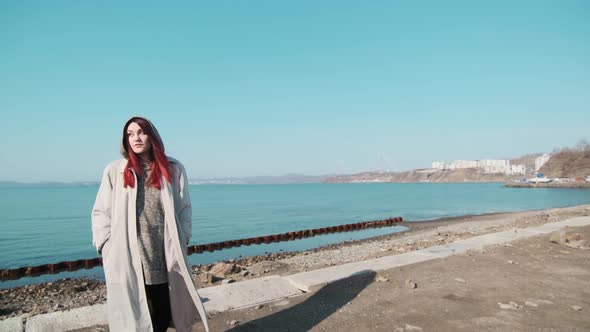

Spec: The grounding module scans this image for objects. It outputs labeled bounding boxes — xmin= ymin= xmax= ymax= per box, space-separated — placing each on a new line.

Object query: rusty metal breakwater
xmin=186 ymin=216 xmax=403 ymax=254
xmin=0 ymin=216 xmax=403 ymax=281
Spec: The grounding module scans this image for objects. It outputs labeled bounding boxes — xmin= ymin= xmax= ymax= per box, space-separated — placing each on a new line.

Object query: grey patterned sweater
xmin=136 ymin=166 xmax=168 ymax=285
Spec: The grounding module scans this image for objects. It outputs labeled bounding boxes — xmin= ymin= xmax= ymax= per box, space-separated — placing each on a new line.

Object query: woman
xmin=92 ymin=116 xmax=209 ymax=332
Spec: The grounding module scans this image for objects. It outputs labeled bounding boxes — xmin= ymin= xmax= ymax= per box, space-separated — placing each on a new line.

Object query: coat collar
xmin=117 ymin=157 xmax=179 ymax=174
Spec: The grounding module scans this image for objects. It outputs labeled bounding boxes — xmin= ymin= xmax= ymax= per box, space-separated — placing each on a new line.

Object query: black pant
xmin=145 ymin=283 xmax=172 ymax=332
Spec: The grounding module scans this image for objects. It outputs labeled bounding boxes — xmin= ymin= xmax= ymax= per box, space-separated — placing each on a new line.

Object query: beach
xmin=1 ymin=204 xmax=589 ymax=325
xmin=204 ymin=222 xmax=590 ymax=331
xmin=189 ymin=204 xmax=590 ymax=288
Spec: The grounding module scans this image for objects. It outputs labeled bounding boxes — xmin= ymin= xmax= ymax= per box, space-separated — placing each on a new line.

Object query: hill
xmin=510 ymin=153 xmax=542 ymax=174
xmin=541 ymin=141 xmax=590 ymax=178
xmin=325 ymin=168 xmax=518 ymax=183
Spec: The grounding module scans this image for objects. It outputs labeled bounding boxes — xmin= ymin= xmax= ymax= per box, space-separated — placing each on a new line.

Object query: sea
xmin=1 ymin=182 xmax=589 ymax=289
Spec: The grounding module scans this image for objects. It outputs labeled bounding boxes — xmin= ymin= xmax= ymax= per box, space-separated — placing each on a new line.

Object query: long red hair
xmin=121 ymin=117 xmax=172 ymax=189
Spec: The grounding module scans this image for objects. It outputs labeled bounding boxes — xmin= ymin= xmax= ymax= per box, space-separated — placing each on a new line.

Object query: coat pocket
xmin=101 ymin=238 xmax=112 ymax=257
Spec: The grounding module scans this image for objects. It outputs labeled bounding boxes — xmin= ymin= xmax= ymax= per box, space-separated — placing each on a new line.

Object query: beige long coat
xmin=92 ymin=157 xmax=209 ymax=332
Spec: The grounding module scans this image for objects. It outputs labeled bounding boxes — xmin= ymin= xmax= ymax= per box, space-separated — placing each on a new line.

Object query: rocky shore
xmin=0 ymin=278 xmax=105 ymax=320
xmin=1 ymin=204 xmax=589 ymax=321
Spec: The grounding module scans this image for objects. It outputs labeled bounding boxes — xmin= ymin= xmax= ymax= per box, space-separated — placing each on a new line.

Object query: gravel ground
xmin=0 ymin=278 xmax=105 ymax=319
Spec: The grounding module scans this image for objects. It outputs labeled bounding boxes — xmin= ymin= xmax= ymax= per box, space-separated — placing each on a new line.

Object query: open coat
xmin=92 ymin=157 xmax=209 ymax=332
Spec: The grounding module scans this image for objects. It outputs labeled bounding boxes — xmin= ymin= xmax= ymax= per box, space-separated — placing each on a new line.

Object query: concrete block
xmin=531 ymin=217 xmax=590 ymax=233
xmin=284 ymin=251 xmax=432 ymax=292
xmin=368 ymin=251 xmax=433 ymax=270
xmin=25 ymin=304 xmax=106 ymax=332
xmin=0 ymin=316 xmax=24 ymax=332
xmin=198 ymin=276 xmax=303 ymax=313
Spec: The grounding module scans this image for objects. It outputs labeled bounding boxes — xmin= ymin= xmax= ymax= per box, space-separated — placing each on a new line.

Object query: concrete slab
xmin=25 ymin=304 xmax=106 ymax=332
xmin=283 ymin=265 xmax=372 ymax=293
xmin=416 ymin=231 xmax=512 ymax=258
xmin=416 ymin=243 xmax=469 ymax=258
xmin=0 ymin=316 xmax=24 ymax=332
xmin=528 ymin=217 xmax=590 ymax=234
xmin=567 ymin=216 xmax=590 ymax=226
xmin=284 ymin=251 xmax=432 ymax=292
xmin=198 ymin=276 xmax=303 ymax=313
xmin=367 ymin=251 xmax=433 ymax=270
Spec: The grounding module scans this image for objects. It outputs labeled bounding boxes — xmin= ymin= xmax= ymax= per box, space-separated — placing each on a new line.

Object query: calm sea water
xmin=1 ymin=182 xmax=589 ymax=288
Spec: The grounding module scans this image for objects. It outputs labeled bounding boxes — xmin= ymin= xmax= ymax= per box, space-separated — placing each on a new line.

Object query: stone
xmin=221 ymin=278 xmax=235 ymax=285
xmin=498 ymin=301 xmax=520 ymax=310
xmin=404 ymin=324 xmax=424 ymax=331
xmin=454 ymin=278 xmax=466 ymax=283
xmin=210 ymin=262 xmax=236 ymax=278
xmin=549 ymin=231 xmax=588 ymax=249
xmin=571 ymin=305 xmax=582 ymax=311
xmin=566 ymin=240 xmax=589 ymax=250
xmin=255 ymin=304 xmax=263 ymax=310
xmin=240 ymin=270 xmax=250 ymax=276
xmin=549 ymin=231 xmax=565 ymax=244
xmin=507 ymin=260 xmax=514 ymax=264
xmin=525 ymin=301 xmax=538 ymax=307
xmin=230 ymin=320 xmax=239 ymax=325
xmin=405 ymin=279 xmax=417 ymax=289
xmin=376 ymin=275 xmax=389 ymax=283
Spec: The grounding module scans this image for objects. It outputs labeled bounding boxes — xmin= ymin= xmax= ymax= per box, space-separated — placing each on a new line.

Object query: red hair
xmin=121 ymin=117 xmax=172 ymax=189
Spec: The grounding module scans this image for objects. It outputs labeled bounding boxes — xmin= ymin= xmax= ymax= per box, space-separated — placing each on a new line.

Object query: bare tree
xmin=574 ymin=139 xmax=590 ymax=152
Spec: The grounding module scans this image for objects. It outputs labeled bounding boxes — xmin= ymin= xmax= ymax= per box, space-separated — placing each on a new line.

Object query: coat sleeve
xmin=92 ymin=164 xmax=113 ymax=255
xmin=176 ymin=163 xmax=192 ymax=246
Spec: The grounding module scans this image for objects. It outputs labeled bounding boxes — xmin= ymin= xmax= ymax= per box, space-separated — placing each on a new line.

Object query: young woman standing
xmin=92 ymin=116 xmax=209 ymax=332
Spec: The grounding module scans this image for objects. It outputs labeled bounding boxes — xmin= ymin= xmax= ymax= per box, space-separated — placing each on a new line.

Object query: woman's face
xmin=127 ymin=122 xmax=152 ymax=157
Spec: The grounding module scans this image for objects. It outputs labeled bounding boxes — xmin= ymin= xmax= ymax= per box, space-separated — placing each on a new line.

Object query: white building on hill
xmin=509 ymin=164 xmax=526 ymax=175
xmin=454 ymin=160 xmax=478 ymax=169
xmin=535 ymin=154 xmax=551 ymax=172
xmin=478 ymin=159 xmax=510 ymax=174
xmin=432 ymin=159 xmax=526 ymax=175
xmin=432 ymin=161 xmax=455 ymax=170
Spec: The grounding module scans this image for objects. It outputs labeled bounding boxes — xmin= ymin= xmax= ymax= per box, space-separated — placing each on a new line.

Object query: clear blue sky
xmin=1 ymin=1 xmax=589 ymax=182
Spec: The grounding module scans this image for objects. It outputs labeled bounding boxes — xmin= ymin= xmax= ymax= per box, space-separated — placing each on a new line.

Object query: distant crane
xmin=378 ymin=152 xmax=393 ymax=172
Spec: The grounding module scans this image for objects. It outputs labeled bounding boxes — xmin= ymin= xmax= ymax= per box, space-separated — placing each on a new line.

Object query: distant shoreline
xmin=505 ymin=182 xmax=590 ymax=188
